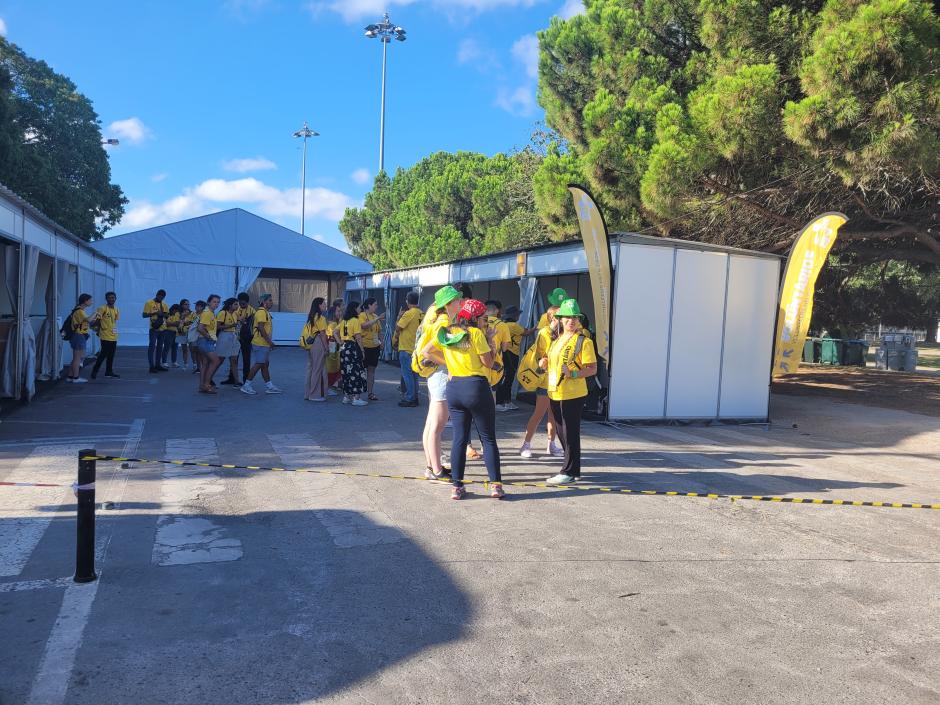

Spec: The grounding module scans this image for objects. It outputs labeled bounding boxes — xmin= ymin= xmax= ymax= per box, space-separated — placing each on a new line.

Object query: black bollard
xmin=74 ymin=448 xmax=98 ymax=583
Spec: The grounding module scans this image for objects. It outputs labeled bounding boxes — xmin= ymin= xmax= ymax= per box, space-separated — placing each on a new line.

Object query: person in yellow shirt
xmin=196 ymin=294 xmax=222 ymax=394
xmin=325 ymin=298 xmax=345 ymax=395
xmin=422 ymin=298 xmax=504 ymax=500
xmin=300 ymin=297 xmax=329 ymax=401
xmin=484 ymin=299 xmax=511 ymax=394
xmin=66 ymin=293 xmax=97 ymax=384
xmin=337 ymin=301 xmax=368 ymax=406
xmin=165 ymin=305 xmax=182 ymax=368
xmin=235 ymin=292 xmax=255 ymax=382
xmin=538 ymin=299 xmax=597 ymax=485
xmin=358 ymin=297 xmax=386 ymax=401
xmin=216 ymin=298 xmax=241 ymax=386
xmin=394 ymin=291 xmax=423 ymax=407
xmin=240 ymin=293 xmax=281 ymax=395
xmin=495 ymin=304 xmax=523 ymax=410
xmin=176 ymin=299 xmax=195 ymax=371
xmin=142 ymin=289 xmax=169 ymax=373
xmin=91 ymin=291 xmax=120 ymax=379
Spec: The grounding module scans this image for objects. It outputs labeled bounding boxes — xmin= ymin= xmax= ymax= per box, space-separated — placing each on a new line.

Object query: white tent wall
xmin=112 ymin=258 xmax=236 ymax=347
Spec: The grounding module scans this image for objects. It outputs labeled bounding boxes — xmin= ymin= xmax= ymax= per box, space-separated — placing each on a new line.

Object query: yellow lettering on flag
xmin=772 ymin=213 xmax=848 ymax=377
xmin=568 ymin=185 xmax=613 ymax=360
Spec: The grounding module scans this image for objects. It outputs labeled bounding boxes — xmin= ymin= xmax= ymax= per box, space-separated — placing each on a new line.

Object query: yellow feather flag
xmin=568 ymin=185 xmax=613 ymax=360
xmin=772 ymin=213 xmax=848 ymax=376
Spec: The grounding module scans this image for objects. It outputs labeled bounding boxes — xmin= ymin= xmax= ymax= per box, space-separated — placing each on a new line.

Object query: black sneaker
xmin=220 ymin=378 xmax=235 ymax=386
xmin=105 ymin=372 xmax=121 ymax=378
xmin=149 ymin=367 xmax=160 ymax=374
xmin=90 ymin=371 xmax=98 ymax=380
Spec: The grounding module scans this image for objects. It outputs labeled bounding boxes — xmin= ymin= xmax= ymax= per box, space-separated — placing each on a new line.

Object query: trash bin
xmin=819 ymin=338 xmax=843 ymax=365
xmin=842 ymin=340 xmax=868 ymax=367
xmin=803 ymin=339 xmax=816 ymax=363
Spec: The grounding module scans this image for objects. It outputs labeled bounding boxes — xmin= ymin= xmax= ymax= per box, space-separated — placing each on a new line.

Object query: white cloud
xmin=495 ymin=85 xmax=536 ymax=117
xmin=308 ymin=0 xmax=540 ymax=23
xmin=351 ymin=168 xmax=372 ymax=185
xmin=222 ymin=156 xmax=277 ymax=173
xmin=119 ymin=177 xmax=355 ymax=231
xmin=106 ymin=117 xmax=153 ymax=145
xmin=457 ymin=38 xmax=501 ymax=72
xmin=151 ymin=173 xmax=169 ymax=183
xmin=557 ymin=0 xmax=585 ymax=19
xmin=0 ymin=18 xmax=7 ymax=36
xmin=511 ymin=34 xmax=539 ymax=79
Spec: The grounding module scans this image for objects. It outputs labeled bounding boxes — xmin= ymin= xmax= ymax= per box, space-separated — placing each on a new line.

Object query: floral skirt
xmin=340 ymin=342 xmax=367 ymax=395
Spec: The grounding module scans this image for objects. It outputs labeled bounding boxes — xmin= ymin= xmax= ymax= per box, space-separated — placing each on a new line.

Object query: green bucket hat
xmin=547 ymin=287 xmax=567 ymax=307
xmin=434 ymin=285 xmax=461 ymax=309
xmin=556 ymin=298 xmax=582 ymax=318
xmin=436 ymin=326 xmax=467 ymax=348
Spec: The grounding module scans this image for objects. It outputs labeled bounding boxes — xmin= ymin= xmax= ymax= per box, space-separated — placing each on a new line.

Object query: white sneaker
xmin=520 ymin=442 xmax=532 ymax=459
xmin=352 ymin=399 xmax=368 ymax=407
xmin=72 ymin=377 xmax=88 ymax=384
xmin=308 ymin=397 xmax=326 ymax=402
xmin=265 ymin=385 xmax=283 ymax=394
xmin=65 ymin=377 xmax=74 ymax=384
xmin=495 ymin=403 xmax=508 ymax=412
xmin=546 ymin=473 xmax=576 ymax=485
xmin=240 ymin=383 xmax=257 ymax=395
xmin=327 ymin=388 xmax=339 ymax=397
xmin=548 ymin=441 xmax=565 ymax=457
xmin=506 ymin=402 xmax=519 ymax=410
xmin=342 ymin=396 xmax=351 ymax=404
xmin=172 ymin=362 xmax=181 ymax=368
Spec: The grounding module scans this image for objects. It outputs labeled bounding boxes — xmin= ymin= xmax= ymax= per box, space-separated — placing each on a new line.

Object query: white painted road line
xmin=0 ymin=576 xmax=73 ymax=593
xmin=0 ymin=419 xmax=134 ymax=428
xmin=152 ymin=438 xmax=242 ymax=566
xmin=0 ymin=444 xmax=83 ymax=577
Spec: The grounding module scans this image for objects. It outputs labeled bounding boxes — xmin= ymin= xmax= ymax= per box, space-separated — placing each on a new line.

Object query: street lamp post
xmin=292 ymin=122 xmax=319 ymax=237
xmin=364 ymin=12 xmax=406 ymax=174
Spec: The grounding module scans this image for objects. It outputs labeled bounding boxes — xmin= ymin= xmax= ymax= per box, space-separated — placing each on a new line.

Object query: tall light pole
xmin=292 ymin=122 xmax=319 ymax=237
xmin=364 ymin=12 xmax=406 ymax=174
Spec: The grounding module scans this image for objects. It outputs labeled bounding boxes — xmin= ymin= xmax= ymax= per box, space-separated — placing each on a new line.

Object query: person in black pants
xmin=539 ymin=299 xmax=598 ymax=485
xmin=91 ymin=291 xmax=120 ymax=379
xmin=143 ymin=289 xmax=168 ymax=372
xmin=236 ymin=292 xmax=255 ymax=381
xmin=422 ymin=298 xmax=505 ymax=500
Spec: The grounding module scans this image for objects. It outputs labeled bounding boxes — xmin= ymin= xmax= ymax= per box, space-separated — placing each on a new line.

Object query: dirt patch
xmin=772 ymin=366 xmax=940 ymax=417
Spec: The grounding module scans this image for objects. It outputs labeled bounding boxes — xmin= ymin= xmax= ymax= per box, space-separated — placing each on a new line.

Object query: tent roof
xmin=91 ymin=208 xmax=372 ymax=273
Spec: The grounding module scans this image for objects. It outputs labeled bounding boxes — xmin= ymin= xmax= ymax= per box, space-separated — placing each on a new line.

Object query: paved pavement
xmin=1 ymin=347 xmax=939 ymax=704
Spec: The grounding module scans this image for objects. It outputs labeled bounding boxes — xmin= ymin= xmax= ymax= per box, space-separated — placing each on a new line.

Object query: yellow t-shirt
xmin=547 ymin=334 xmax=597 ymax=401
xmin=534 ymin=326 xmax=554 ymax=390
xmin=505 ymin=321 xmax=524 ymax=356
xmin=537 ymin=311 xmax=556 ymax=331
xmin=166 ymin=312 xmax=181 ymax=335
xmin=358 ymin=312 xmax=381 ymax=348
xmin=338 ymin=317 xmax=362 ymax=342
xmin=144 ymin=299 xmax=169 ymax=331
xmin=252 ymin=308 xmax=273 ymax=347
xmin=432 ymin=325 xmax=491 ymax=378
xmin=95 ymin=305 xmax=119 ymax=342
xmin=396 ymin=307 xmax=423 ymax=353
xmin=300 ymin=316 xmax=328 ymax=348
xmin=216 ymin=309 xmax=237 ymax=333
xmin=70 ymin=308 xmax=89 ymax=335
xmin=423 ymin=305 xmax=441 ymax=327
xmin=180 ymin=311 xmax=196 ymax=333
xmin=236 ymin=304 xmax=256 ymax=322
xmin=486 ymin=317 xmax=511 ymax=357
xmin=198 ymin=309 xmax=217 ymax=340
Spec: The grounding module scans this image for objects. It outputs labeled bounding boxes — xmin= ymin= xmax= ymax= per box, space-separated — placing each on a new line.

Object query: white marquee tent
xmin=92 ymin=208 xmax=371 ymax=346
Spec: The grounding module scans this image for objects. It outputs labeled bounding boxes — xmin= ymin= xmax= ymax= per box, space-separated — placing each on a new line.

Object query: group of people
xmin=409 ymin=284 xmax=597 ymax=500
xmin=61 ymin=283 xmax=599 ymax=503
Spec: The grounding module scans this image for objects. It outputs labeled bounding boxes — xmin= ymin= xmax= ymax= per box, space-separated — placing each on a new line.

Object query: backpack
xmin=517 ymin=333 xmax=584 ymax=392
xmin=59 ymin=309 xmax=78 ymax=341
xmin=410 ymin=314 xmax=440 ymax=378
xmin=239 ymin=311 xmax=255 ymax=342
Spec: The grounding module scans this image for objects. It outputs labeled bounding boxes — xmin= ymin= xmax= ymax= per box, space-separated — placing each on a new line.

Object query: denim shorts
xmin=69 ymin=333 xmax=88 ymax=352
xmin=536 ymin=387 xmax=548 ymax=397
xmin=428 ymin=368 xmax=449 ymax=402
xmin=196 ymin=338 xmax=216 ymax=354
xmin=252 ymin=344 xmax=271 ymax=365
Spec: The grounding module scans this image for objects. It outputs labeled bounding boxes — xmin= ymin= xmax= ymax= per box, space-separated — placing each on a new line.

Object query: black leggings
xmin=446 ymin=375 xmax=501 ymax=487
xmin=495 ymin=351 xmax=518 ymax=404
xmin=241 ymin=337 xmax=252 ymax=379
xmin=92 ymin=340 xmax=116 ymax=376
xmin=549 ymin=397 xmax=584 ymax=478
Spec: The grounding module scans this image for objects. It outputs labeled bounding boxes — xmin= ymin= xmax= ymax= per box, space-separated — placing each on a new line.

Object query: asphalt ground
xmin=1 ymin=346 xmax=939 ymax=704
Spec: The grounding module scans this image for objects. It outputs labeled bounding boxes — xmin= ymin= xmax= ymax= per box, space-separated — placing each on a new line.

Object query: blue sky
xmin=0 ymin=0 xmax=584 ymax=252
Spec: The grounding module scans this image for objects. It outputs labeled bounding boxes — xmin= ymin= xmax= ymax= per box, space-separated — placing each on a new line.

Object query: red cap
xmin=457 ymin=298 xmax=487 ymax=321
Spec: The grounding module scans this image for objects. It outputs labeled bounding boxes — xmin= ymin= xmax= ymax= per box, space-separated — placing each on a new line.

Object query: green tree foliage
xmin=536 ymin=0 xmax=940 ymax=263
xmin=340 ymin=150 xmax=547 ymax=268
xmin=0 ymin=38 xmax=126 ymax=240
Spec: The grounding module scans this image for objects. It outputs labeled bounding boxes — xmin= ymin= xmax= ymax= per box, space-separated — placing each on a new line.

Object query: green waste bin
xmin=803 ymin=339 xmax=815 ymax=363
xmin=819 ymin=338 xmax=843 ymax=365
xmin=842 ymin=340 xmax=868 ymax=367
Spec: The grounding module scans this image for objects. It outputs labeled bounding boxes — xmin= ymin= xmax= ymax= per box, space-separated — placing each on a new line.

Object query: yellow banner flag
xmin=568 ymin=185 xmax=613 ymax=360
xmin=772 ymin=213 xmax=848 ymax=376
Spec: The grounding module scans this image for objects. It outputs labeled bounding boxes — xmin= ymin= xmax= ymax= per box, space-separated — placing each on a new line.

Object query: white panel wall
xmin=608 ymin=244 xmax=674 ymax=419
xmin=665 ymin=250 xmax=728 ymax=418
xmin=458 ymin=256 xmax=514 ymax=282
xmin=56 ymin=237 xmax=78 ymax=264
xmin=719 ymin=256 xmax=780 ymax=417
xmin=527 ymin=246 xmax=587 ymax=275
xmin=0 ymin=201 xmax=15 ymax=238
xmin=25 ymin=220 xmax=53 ymax=254
xmin=417 ymin=264 xmax=450 ymax=286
